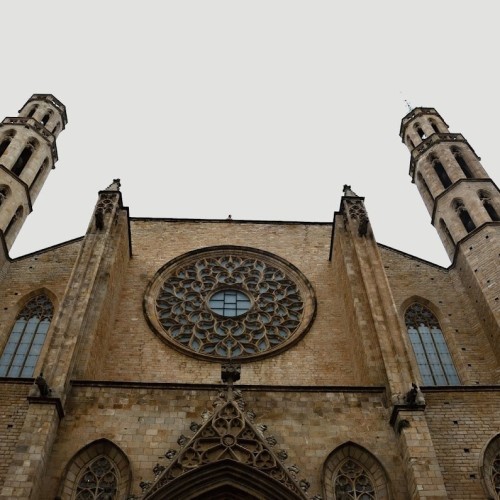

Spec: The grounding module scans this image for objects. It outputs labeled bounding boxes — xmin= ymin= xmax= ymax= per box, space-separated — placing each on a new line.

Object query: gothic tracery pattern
xmin=334 ymin=459 xmax=376 ymax=499
xmin=0 ymin=294 xmax=53 ymax=377
xmin=75 ymin=456 xmax=118 ymax=500
xmin=148 ymin=248 xmax=315 ymax=361
xmin=144 ymin=397 xmax=305 ymax=499
xmin=405 ymin=303 xmax=459 ymax=386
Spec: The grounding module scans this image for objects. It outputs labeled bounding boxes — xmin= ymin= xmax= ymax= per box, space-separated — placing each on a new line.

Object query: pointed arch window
xmin=415 ymin=123 xmax=426 ymax=140
xmin=405 ymin=304 xmax=459 ymax=385
xmin=0 ymin=131 xmax=15 ymax=158
xmin=439 ymin=218 xmax=454 ymax=247
xmin=453 ymin=199 xmax=476 ymax=233
xmin=452 ymin=148 xmax=473 ymax=179
xmin=58 ymin=439 xmax=131 ymax=499
xmin=431 ymin=155 xmax=452 ymax=189
xmin=5 ymin=206 xmax=23 ymax=235
xmin=12 ymin=139 xmax=38 ymax=177
xmin=75 ymin=456 xmax=119 ymax=499
xmin=323 ymin=442 xmax=390 ymax=500
xmin=479 ymin=190 xmax=500 ymax=222
xmin=41 ymin=112 xmax=51 ymax=126
xmin=430 ymin=120 xmax=440 ymax=134
xmin=417 ymin=172 xmax=434 ymax=202
xmin=334 ymin=459 xmax=376 ymax=499
xmin=0 ymin=294 xmax=53 ymax=377
xmin=27 ymin=105 xmax=37 ymax=118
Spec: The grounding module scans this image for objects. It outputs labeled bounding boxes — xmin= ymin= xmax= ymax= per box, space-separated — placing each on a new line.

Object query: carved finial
xmin=405 ymin=382 xmax=424 ymax=405
xmin=227 ymin=214 xmax=233 ymax=220
xmin=342 ymin=184 xmax=359 ymax=197
xmin=221 ymin=362 xmax=241 ymax=384
xmin=405 ymin=99 xmax=413 ymax=112
xmin=105 ymin=178 xmax=121 ymax=191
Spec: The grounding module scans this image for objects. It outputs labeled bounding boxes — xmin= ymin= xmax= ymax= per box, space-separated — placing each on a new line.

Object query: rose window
xmin=145 ymin=246 xmax=316 ymax=361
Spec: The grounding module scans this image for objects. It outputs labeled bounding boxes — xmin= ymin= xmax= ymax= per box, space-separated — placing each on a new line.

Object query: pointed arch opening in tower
xmin=453 ymin=199 xmax=476 ymax=233
xmin=30 ymin=157 xmax=49 ymax=189
xmin=439 ymin=218 xmax=454 ymax=247
xmin=12 ymin=139 xmax=38 ymax=177
xmin=5 ymin=206 xmax=23 ymax=236
xmin=479 ymin=190 xmax=500 ymax=222
xmin=405 ymin=303 xmax=460 ymax=386
xmin=40 ymin=112 xmax=52 ymax=126
xmin=0 ymin=130 xmax=15 ymax=158
xmin=414 ymin=123 xmax=426 ymax=140
xmin=430 ymin=119 xmax=440 ymax=135
xmin=431 ymin=155 xmax=452 ymax=189
xmin=452 ymin=148 xmax=473 ymax=179
xmin=27 ymin=105 xmax=38 ymax=118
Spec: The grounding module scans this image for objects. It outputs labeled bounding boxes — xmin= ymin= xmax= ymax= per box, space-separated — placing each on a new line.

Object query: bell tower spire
xmin=0 ymin=94 xmax=67 ymax=251
xmin=400 ymin=107 xmax=498 ymax=259
xmin=400 ymin=107 xmax=500 ymax=364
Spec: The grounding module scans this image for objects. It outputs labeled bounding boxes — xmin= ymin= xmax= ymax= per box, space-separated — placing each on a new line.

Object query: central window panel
xmin=208 ymin=290 xmax=252 ymax=317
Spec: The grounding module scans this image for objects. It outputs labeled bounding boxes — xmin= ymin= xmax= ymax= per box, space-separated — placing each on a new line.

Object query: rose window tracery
xmin=145 ymin=247 xmax=316 ymax=361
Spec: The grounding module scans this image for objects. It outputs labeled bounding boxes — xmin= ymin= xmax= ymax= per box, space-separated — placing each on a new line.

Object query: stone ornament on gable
xmin=144 ymin=246 xmax=316 ymax=362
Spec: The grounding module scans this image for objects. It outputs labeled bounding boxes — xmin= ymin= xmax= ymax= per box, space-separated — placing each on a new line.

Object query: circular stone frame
xmin=144 ymin=246 xmax=316 ymax=362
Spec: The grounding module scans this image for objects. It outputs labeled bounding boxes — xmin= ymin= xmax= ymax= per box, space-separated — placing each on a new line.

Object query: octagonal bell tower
xmin=0 ymin=94 xmax=67 ymax=250
xmin=400 ymin=107 xmax=500 ymax=365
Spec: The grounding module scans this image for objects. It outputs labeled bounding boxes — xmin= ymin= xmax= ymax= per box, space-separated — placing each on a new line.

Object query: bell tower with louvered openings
xmin=400 ymin=107 xmax=500 ymax=362
xmin=0 ymin=94 xmax=67 ymax=250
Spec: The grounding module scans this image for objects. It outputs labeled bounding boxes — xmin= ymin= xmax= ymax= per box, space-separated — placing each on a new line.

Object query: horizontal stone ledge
xmin=70 ymin=380 xmax=386 ymax=394
xmin=27 ymin=395 xmax=64 ymax=419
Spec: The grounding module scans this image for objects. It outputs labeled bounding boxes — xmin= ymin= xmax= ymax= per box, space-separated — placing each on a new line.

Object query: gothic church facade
xmin=0 ymin=95 xmax=499 ymax=499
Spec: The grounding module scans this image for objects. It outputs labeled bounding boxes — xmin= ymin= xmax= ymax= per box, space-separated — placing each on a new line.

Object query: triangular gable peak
xmin=143 ymin=390 xmax=309 ymax=499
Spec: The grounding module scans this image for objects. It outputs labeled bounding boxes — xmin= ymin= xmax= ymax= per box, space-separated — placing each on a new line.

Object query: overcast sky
xmin=2 ymin=1 xmax=499 ymax=267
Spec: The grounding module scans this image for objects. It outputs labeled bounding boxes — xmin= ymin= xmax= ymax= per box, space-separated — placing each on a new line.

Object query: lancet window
xmin=12 ymin=139 xmax=38 ymax=177
xmin=453 ymin=199 xmax=476 ymax=233
xmin=0 ymin=294 xmax=53 ymax=377
xmin=5 ymin=206 xmax=23 ymax=235
xmin=479 ymin=190 xmax=500 ymax=222
xmin=0 ymin=130 xmax=15 ymax=158
xmin=430 ymin=119 xmax=440 ymax=134
xmin=405 ymin=303 xmax=460 ymax=386
xmin=431 ymin=155 xmax=452 ymax=189
xmin=415 ymin=123 xmax=425 ymax=140
xmin=75 ymin=456 xmax=119 ymax=500
xmin=451 ymin=148 xmax=473 ymax=179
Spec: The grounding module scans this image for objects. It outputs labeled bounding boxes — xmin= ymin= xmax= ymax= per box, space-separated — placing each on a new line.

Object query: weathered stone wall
xmin=0 ymin=382 xmax=30 ymax=488
xmin=41 ymin=384 xmax=409 ymax=499
xmin=379 ymin=245 xmax=499 ymax=385
xmin=424 ymin=390 xmax=500 ymax=498
xmin=99 ymin=220 xmax=383 ymax=386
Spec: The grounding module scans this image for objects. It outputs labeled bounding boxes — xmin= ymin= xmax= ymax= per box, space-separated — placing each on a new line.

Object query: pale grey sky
xmin=2 ymin=1 xmax=499 ymax=267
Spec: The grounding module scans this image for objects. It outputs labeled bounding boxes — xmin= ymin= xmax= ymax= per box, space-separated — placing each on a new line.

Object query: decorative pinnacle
xmin=342 ymin=184 xmax=359 ymax=197
xmin=105 ymin=178 xmax=121 ymax=191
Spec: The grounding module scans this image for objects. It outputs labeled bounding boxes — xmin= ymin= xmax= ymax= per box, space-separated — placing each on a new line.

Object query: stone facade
xmin=0 ymin=97 xmax=499 ymax=499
